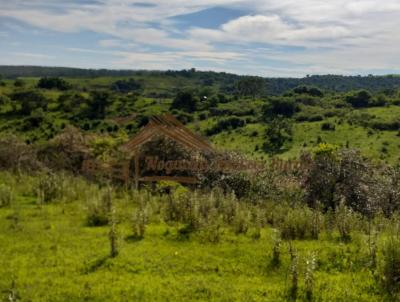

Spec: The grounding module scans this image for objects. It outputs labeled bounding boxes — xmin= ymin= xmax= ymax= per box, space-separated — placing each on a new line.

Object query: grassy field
xmin=1 ymin=172 xmax=398 ymax=302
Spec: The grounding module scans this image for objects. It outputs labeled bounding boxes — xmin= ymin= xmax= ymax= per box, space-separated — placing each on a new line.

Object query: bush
xmin=37 ymin=173 xmax=63 ymax=203
xmin=278 ymin=206 xmax=317 ymax=240
xmin=232 ymin=204 xmax=251 ymax=235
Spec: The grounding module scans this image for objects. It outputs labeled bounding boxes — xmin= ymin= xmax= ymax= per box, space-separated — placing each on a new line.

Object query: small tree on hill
xmin=170 ymin=91 xmax=197 ymax=113
xmin=262 ymin=98 xmax=298 ymax=120
xmin=263 ymin=118 xmax=293 ymax=154
xmin=87 ymin=91 xmax=112 ymax=119
xmin=37 ymin=77 xmax=71 ymax=90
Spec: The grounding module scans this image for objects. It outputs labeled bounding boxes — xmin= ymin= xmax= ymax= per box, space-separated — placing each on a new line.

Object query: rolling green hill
xmin=0 ymin=66 xmax=399 ymax=164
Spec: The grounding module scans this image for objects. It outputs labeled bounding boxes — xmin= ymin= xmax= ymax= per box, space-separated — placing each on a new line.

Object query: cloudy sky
xmin=1 ymin=0 xmax=400 ymax=77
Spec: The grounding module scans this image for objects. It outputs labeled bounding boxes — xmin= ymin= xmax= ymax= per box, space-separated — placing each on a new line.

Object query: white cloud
xmin=2 ymin=0 xmax=400 ymax=75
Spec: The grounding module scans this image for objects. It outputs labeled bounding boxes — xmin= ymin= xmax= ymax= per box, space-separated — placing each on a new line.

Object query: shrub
xmin=0 ymin=184 xmax=13 ymax=207
xmin=37 ymin=173 xmax=63 ymax=203
xmin=86 ymin=188 xmax=112 ymax=226
xmin=199 ymin=208 xmax=223 ymax=243
xmin=279 ymin=206 xmax=316 ymax=240
xmin=232 ymin=204 xmax=251 ymax=235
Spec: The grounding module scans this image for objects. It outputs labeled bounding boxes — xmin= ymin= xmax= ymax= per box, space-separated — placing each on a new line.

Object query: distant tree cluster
xmin=111 ymin=78 xmax=143 ymax=93
xmin=293 ymin=86 xmax=324 ymax=97
xmin=37 ymin=77 xmax=71 ymax=90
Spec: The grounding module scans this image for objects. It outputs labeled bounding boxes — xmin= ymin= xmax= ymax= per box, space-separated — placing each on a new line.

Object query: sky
xmin=1 ymin=0 xmax=400 ymax=77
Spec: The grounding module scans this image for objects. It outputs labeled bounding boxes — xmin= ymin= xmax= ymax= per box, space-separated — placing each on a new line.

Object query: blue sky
xmin=1 ymin=0 xmax=400 ymax=77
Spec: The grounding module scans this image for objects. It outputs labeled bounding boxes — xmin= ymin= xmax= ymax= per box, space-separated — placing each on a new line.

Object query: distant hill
xmin=1 ymin=65 xmax=400 ymax=95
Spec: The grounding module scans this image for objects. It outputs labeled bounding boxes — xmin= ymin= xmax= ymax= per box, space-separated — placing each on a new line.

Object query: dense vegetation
xmin=1 ymin=66 xmax=400 ymax=301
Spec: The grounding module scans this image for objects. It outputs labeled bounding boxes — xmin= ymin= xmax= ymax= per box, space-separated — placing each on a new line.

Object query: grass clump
xmin=380 ymin=235 xmax=400 ymax=295
xmin=0 ymin=184 xmax=13 ymax=207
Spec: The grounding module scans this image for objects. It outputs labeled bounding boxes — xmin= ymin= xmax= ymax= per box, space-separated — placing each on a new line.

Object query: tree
xmin=87 ymin=91 xmax=112 ymax=119
xmin=293 ymin=86 xmax=323 ymax=97
xmin=236 ymin=76 xmax=265 ymax=99
xmin=37 ymin=77 xmax=71 ymax=90
xmin=262 ymin=98 xmax=298 ymax=120
xmin=111 ymin=78 xmax=142 ymax=93
xmin=263 ymin=118 xmax=293 ymax=154
xmin=345 ymin=90 xmax=372 ymax=108
xmin=170 ymin=91 xmax=197 ymax=113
